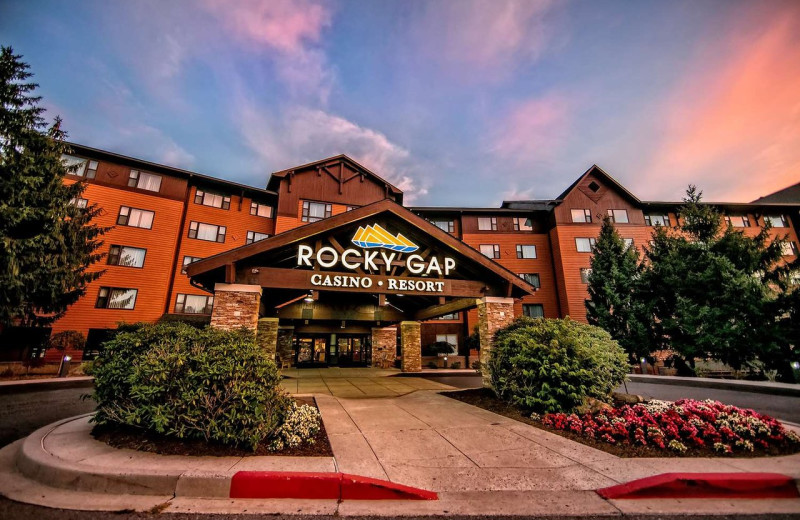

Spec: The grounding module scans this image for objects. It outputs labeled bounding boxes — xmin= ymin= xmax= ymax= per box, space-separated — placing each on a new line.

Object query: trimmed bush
xmin=92 ymin=322 xmax=293 ymax=450
xmin=488 ymin=317 xmax=628 ymax=413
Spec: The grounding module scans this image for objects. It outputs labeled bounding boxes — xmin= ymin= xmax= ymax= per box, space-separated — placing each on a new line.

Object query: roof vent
xmin=588 ymin=181 xmax=600 ymax=193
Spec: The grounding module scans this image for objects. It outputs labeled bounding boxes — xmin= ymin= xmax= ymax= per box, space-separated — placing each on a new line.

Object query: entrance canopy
xmin=187 ymin=199 xmax=536 ymax=323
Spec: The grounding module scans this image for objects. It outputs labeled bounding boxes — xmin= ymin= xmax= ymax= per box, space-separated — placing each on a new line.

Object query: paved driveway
xmin=280 ymin=368 xmax=454 ymax=397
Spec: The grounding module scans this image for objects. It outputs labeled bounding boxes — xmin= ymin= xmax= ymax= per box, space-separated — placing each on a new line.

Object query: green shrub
xmin=488 ymin=317 xmax=628 ymax=414
xmin=91 ymin=322 xmax=293 ymax=450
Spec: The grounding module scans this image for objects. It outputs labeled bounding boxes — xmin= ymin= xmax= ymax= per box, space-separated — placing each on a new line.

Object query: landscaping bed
xmin=442 ymin=388 xmax=800 ymax=458
xmin=92 ymin=397 xmax=332 ymax=458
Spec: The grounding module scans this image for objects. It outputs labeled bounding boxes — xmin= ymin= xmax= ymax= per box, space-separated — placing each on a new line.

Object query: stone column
xmin=400 ymin=321 xmax=422 ymax=373
xmin=256 ymin=317 xmax=279 ymax=361
xmin=209 ymin=283 xmax=262 ymax=331
xmin=478 ymin=297 xmax=515 ymax=388
xmin=371 ymin=327 xmax=397 ymax=368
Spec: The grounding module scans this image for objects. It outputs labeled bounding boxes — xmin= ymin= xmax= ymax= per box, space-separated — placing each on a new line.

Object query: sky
xmin=1 ymin=0 xmax=799 ymax=206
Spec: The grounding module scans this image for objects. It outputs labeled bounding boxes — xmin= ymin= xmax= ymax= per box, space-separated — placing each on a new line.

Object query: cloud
xmin=236 ymin=101 xmax=429 ymax=202
xmin=414 ymin=0 xmax=563 ymax=77
xmin=200 ymin=0 xmax=334 ymax=103
xmin=643 ymin=3 xmax=800 ymax=201
xmin=489 ymin=93 xmax=574 ymax=166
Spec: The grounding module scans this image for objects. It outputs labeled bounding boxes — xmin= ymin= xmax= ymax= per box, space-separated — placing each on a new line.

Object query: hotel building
xmin=9 ymin=143 xmax=798 ymax=368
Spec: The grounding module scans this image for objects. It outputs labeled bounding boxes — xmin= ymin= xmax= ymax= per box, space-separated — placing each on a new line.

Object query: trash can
xmin=58 ymin=355 xmax=71 ymax=378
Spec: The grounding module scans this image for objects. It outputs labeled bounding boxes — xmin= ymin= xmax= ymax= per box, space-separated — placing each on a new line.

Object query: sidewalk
xmin=0 ymin=390 xmax=798 ymax=516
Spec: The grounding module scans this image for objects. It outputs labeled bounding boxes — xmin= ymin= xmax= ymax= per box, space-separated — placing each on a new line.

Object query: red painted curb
xmin=229 ymin=471 xmax=438 ymax=500
xmin=597 ymin=472 xmax=800 ymax=500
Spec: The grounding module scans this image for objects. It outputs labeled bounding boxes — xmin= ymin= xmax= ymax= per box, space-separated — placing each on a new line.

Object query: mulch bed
xmin=441 ymin=388 xmax=800 ymax=458
xmin=91 ymin=396 xmax=333 ymax=457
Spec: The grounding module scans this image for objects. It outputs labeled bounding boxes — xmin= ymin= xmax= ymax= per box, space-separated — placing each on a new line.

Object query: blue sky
xmin=1 ymin=0 xmax=798 ymax=205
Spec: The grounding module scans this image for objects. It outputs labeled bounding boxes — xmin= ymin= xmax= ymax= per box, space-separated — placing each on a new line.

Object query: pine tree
xmin=0 ymin=47 xmax=107 ymax=327
xmin=639 ymin=186 xmax=789 ymax=373
xmin=585 ymin=215 xmax=648 ymax=362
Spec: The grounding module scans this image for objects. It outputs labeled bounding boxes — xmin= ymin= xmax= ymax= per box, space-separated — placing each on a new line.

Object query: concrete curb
xmin=0 ymin=376 xmax=93 ymax=394
xmin=11 ymin=414 xmax=437 ymax=501
xmin=597 ymin=472 xmax=800 ymax=499
xmin=627 ymin=374 xmax=800 ymax=397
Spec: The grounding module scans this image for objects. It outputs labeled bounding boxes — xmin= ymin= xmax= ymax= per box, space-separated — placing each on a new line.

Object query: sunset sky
xmin=1 ymin=0 xmax=798 ymax=205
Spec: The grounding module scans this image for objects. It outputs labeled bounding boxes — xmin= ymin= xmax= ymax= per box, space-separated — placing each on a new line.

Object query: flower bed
xmin=539 ymin=399 xmax=800 ymax=455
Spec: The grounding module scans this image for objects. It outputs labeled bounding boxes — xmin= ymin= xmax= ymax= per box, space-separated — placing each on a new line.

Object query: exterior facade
xmin=11 ymin=143 xmax=798 ymax=365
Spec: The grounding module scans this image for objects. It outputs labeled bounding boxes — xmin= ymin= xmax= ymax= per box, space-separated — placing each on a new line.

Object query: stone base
xmin=256 ymin=318 xmax=279 ymax=361
xmin=478 ymin=297 xmax=515 ymax=388
xmin=400 ymin=321 xmax=421 ymax=373
xmin=371 ymin=327 xmax=396 ymax=368
xmin=209 ymin=284 xmax=262 ymax=331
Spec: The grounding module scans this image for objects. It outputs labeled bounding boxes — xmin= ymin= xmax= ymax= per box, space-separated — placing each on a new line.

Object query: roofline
xmin=555 ymin=164 xmax=642 ymax=205
xmin=410 ymin=206 xmax=550 ymax=214
xmin=267 ymin=154 xmax=403 ymax=195
xmin=66 ymin=142 xmax=278 ymax=199
xmin=187 ymin=198 xmax=536 ymax=296
xmin=641 ymin=200 xmax=800 ymax=208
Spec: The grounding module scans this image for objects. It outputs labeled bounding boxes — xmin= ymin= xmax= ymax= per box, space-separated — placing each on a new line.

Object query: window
xmin=516 ymin=245 xmax=537 ymax=259
xmin=107 ymin=245 xmax=146 ymax=268
xmin=782 ymin=241 xmax=798 ymax=256
xmin=436 ymin=312 xmax=459 ymax=320
xmin=86 ymin=160 xmax=98 ymax=178
xmin=607 ymin=209 xmax=629 ymax=223
xmin=513 ymin=217 xmax=533 ymax=231
xmin=175 ymin=294 xmax=214 ymax=314
xmin=61 ymin=154 xmax=87 ymax=177
xmin=302 ymin=201 xmax=332 ymax=222
xmin=127 ymin=170 xmax=162 ymax=192
xmin=194 ymin=189 xmax=230 ymax=210
xmin=571 ymin=209 xmax=592 ymax=223
xmin=477 ymin=217 xmax=497 ymax=231
xmin=95 ymin=287 xmax=138 ymax=310
xmin=71 ymin=197 xmax=88 ymax=209
xmin=580 ymin=267 xmax=592 ymax=284
xmin=430 ymin=219 xmax=454 ymax=233
xmin=724 ymin=215 xmax=750 ymax=228
xmin=250 ymin=202 xmax=273 ymax=218
xmin=188 ymin=221 xmax=226 ymax=242
xmin=575 ymin=237 xmax=596 ymax=252
xmin=623 ymin=238 xmax=634 ymax=249
xmin=117 ymin=206 xmax=154 ymax=229
xmin=645 ymin=214 xmax=669 ymax=226
xmin=765 ymin=215 xmax=788 ymax=228
xmin=479 ymin=244 xmax=500 ymax=259
xmin=246 ymin=231 xmax=270 ymax=244
xmin=435 ymin=334 xmax=458 ymax=354
xmin=181 ymin=256 xmax=202 ymax=274
xmin=522 ymin=304 xmax=544 ymax=318
xmin=346 ymin=205 xmax=358 ymax=212
xmin=519 ymin=273 xmax=540 ymax=288
xmin=588 ymin=181 xmax=600 ymax=192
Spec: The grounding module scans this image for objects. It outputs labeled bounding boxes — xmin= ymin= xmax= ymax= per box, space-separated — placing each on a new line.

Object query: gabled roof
xmin=187 ymin=198 xmax=536 ymax=297
xmin=555 ymin=164 xmax=641 ymax=205
xmin=266 ymin=154 xmax=403 ymax=196
xmin=752 ymin=181 xmax=800 ymax=204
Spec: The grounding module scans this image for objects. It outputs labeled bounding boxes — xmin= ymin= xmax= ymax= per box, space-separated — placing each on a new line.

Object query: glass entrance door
xmin=335 ymin=335 xmax=368 ymax=366
xmin=295 ymin=335 xmax=328 ymax=367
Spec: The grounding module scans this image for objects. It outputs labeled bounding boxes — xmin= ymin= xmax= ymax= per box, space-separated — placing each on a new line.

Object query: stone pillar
xmin=400 ymin=321 xmax=422 ymax=373
xmin=371 ymin=327 xmax=397 ymax=368
xmin=256 ymin=317 xmax=279 ymax=361
xmin=209 ymin=283 xmax=262 ymax=331
xmin=478 ymin=297 xmax=515 ymax=388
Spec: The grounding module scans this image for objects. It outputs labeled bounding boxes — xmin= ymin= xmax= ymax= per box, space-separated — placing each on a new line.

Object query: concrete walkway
xmin=280 ymin=368 xmax=455 ymax=397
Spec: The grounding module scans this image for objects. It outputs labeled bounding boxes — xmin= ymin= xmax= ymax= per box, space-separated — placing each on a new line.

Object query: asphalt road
xmin=420 ymin=374 xmax=800 ymax=424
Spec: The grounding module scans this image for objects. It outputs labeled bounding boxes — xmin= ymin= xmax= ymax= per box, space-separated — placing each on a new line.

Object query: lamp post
xmin=57 ymin=355 xmax=72 ymax=378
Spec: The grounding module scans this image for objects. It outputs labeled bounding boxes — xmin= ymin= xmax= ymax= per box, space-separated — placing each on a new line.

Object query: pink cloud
xmin=490 ymin=93 xmax=574 ymax=166
xmin=201 ymin=0 xmax=331 ymax=54
xmin=643 ymin=3 xmax=800 ymax=201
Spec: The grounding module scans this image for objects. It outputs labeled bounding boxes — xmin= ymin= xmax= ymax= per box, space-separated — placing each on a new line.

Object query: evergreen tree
xmin=585 ymin=215 xmax=649 ymax=362
xmin=639 ymin=186 xmax=788 ymax=373
xmin=0 ymin=47 xmax=106 ymax=327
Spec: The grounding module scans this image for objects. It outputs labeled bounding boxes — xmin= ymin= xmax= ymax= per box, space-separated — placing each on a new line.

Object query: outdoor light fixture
xmin=303 ymin=292 xmax=314 ymax=303
xmin=341 ymin=320 xmax=346 ymax=329
xmin=792 ymin=361 xmax=800 ymax=370
xmin=64 ymin=356 xmax=72 ymax=362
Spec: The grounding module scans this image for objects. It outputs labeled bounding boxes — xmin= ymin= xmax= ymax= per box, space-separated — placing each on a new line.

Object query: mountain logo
xmin=351 ymin=224 xmax=419 ymax=253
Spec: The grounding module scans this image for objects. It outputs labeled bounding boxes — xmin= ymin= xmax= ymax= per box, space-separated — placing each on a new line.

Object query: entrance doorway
xmin=294 ymin=333 xmax=370 ymax=367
